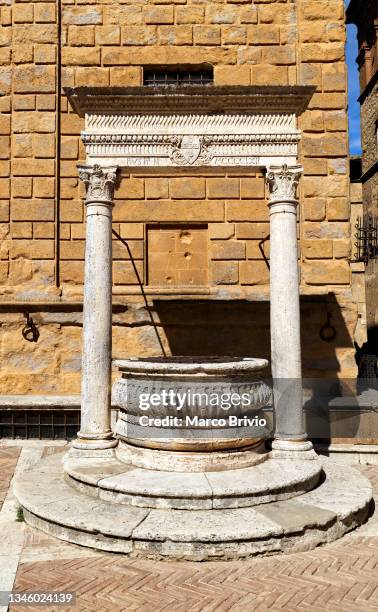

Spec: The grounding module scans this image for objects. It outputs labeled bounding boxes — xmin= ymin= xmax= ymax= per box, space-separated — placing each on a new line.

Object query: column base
xmin=270 ymin=439 xmax=318 ymax=460
xmin=70 ymin=435 xmax=118 ymax=458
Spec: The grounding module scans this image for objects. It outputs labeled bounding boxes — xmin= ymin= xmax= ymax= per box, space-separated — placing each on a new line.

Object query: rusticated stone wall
xmin=0 ymin=0 xmax=361 ymax=394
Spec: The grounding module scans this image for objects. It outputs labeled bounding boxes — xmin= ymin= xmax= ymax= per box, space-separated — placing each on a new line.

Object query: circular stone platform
xmin=13 ymin=451 xmax=373 ymax=560
xmin=63 ymin=453 xmax=322 ymax=510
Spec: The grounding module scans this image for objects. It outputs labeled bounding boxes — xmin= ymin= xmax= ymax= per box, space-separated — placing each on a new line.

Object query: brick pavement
xmin=2 ymin=446 xmax=378 ymax=612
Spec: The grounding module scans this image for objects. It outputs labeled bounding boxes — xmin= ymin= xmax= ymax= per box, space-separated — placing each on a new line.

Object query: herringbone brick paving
xmin=3 ymin=448 xmax=378 ymax=612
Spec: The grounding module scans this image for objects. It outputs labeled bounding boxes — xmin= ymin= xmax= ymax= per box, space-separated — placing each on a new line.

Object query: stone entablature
xmin=66 ymin=86 xmax=314 ymax=169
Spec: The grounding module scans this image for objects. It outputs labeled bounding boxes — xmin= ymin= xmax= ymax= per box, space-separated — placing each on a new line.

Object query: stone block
xmin=144 ymin=7 xmax=174 ymax=25
xmin=33 ymin=222 xmax=55 ymax=239
xmin=193 ymin=26 xmax=221 ymax=46
xmin=210 ymin=239 xmax=245 ymax=260
xmin=114 ymin=200 xmax=224 ymax=223
xmin=240 ymin=7 xmax=258 ymax=24
xmin=176 ymin=7 xmax=204 ymax=24
xmin=36 ymin=94 xmax=56 ymax=111
xmin=236 ymin=223 xmax=270 ymax=240
xmin=333 ymin=239 xmax=350 ymax=259
xmin=109 ymin=67 xmax=142 ymax=86
xmin=302 ymin=158 xmax=328 ymax=176
xmin=115 ymin=177 xmax=144 ymax=200
xmin=60 ymin=261 xmax=84 ymax=284
xmin=60 ymin=200 xmax=82 ymax=223
xmin=303 ymin=260 xmax=350 ymax=285
xmin=95 ymin=25 xmax=121 ymax=45
xmin=300 ymin=1 xmax=344 ymax=21
xmin=122 ymin=26 xmax=157 ymax=46
xmin=0 ymin=178 xmax=9 ymax=199
xmin=12 ymin=199 xmax=54 ymax=222
xmin=247 ymin=25 xmax=279 ymax=45
xmin=0 ymin=201 xmax=9 ymax=222
xmin=303 ymin=198 xmax=326 ymax=221
xmin=299 ymin=63 xmax=322 ymax=87
xmin=301 ymin=111 xmax=324 ymax=132
xmin=62 ymin=7 xmax=102 ymax=26
xmin=158 ymin=26 xmax=192 ymax=46
xmin=13 ymin=65 xmax=56 ymax=93
xmin=303 ymin=221 xmax=349 ymax=240
xmin=60 ymin=240 xmax=85 ymax=260
xmin=214 ymin=65 xmax=250 ymax=86
xmin=145 ymin=178 xmax=169 ymax=200
xmin=12 ymin=159 xmax=55 ymax=177
xmin=222 ymin=26 xmax=247 ymax=45
xmin=324 ymin=110 xmax=347 ymax=131
xmin=240 ymin=261 xmax=270 ymax=285
xmin=303 ymin=239 xmax=333 ymax=259
xmin=240 ymin=178 xmax=265 ymax=199
xmin=327 ymin=198 xmax=349 ymax=221
xmin=302 ymin=133 xmax=347 ymax=156
xmin=169 ymin=178 xmax=205 ymax=200
xmin=68 ymin=26 xmax=95 ymax=46
xmin=302 ymin=175 xmax=349 ymax=198
xmin=323 ymin=63 xmax=346 ymax=91
xmin=102 ymin=46 xmax=237 ymax=66
xmin=103 ymin=6 xmax=142 ymax=26
xmin=210 ymin=261 xmax=238 ymax=285
xmin=227 ymin=201 xmax=269 ymax=222
xmin=12 ymin=178 xmax=32 ymax=199
xmin=35 ymin=3 xmax=56 ymax=24
xmin=238 ymin=47 xmax=262 ymax=65
xmin=13 ymin=4 xmax=34 ymax=23
xmin=13 ymin=25 xmax=57 ymax=45
xmin=10 ymin=239 xmax=54 ymax=260
xmin=302 ymin=43 xmax=344 ymax=63
xmin=207 ymin=178 xmax=239 ymax=199
xmin=62 ymin=47 xmax=101 ymax=66
xmin=246 ymin=240 xmax=270 ymax=260
xmin=208 ymin=223 xmax=235 ymax=240
xmin=61 ymin=137 xmax=79 ymax=160
xmin=113 ymin=261 xmax=144 ymax=285
xmin=261 ymin=45 xmax=296 ymax=65
xmin=32 ymin=177 xmax=54 ymax=199
xmin=206 ymin=6 xmax=237 ymax=24
xmin=119 ymin=223 xmax=144 ymax=240
xmin=250 ymin=65 xmax=288 ymax=85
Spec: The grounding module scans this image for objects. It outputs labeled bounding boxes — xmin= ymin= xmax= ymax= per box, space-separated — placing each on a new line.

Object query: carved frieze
xmin=81 ymin=113 xmax=300 ymax=168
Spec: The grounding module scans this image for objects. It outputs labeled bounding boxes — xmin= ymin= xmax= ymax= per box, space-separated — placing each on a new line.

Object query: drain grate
xmin=0 ymin=410 xmax=80 ymax=440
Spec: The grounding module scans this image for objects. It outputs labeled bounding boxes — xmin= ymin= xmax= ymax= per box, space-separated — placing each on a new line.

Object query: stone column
xmin=72 ymin=164 xmax=118 ymax=453
xmin=266 ymin=165 xmax=313 ymax=454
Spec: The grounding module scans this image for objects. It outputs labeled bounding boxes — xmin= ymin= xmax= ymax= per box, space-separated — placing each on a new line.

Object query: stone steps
xmin=63 ymin=454 xmax=323 ymax=510
xmin=13 ymin=452 xmax=373 ymax=561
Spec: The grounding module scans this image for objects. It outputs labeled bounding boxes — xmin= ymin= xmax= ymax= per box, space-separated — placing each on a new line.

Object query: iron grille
xmin=354 ymin=215 xmax=378 ymax=265
xmin=0 ymin=410 xmax=80 ymax=440
xmin=144 ymin=67 xmax=213 ymax=87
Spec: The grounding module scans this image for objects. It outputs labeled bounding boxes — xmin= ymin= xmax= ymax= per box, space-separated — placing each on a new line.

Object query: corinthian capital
xmin=266 ymin=164 xmax=303 ymax=204
xmin=78 ymin=164 xmax=118 ymax=205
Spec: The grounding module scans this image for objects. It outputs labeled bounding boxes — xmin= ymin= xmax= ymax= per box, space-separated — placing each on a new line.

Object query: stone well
xmin=13 ymin=86 xmax=374 ymax=560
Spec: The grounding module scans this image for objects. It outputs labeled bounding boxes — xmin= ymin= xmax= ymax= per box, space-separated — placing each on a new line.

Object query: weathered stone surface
xmin=13 ymin=453 xmax=373 ymax=560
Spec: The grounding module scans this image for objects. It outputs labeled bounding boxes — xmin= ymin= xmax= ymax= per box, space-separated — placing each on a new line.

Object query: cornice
xmin=65 ymin=85 xmax=315 ymax=118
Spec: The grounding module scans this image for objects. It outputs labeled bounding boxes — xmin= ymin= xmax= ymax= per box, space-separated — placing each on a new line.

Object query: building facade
xmin=0 ymin=0 xmax=359 ymax=396
xmin=347 ymin=0 xmax=378 ymax=361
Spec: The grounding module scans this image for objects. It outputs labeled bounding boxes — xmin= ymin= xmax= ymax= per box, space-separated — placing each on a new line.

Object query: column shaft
xmin=266 ymin=165 xmax=312 ymax=452
xmin=72 ymin=165 xmax=118 ymax=452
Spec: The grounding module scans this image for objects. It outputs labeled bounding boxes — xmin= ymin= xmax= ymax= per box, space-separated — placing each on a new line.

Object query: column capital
xmin=266 ymin=164 xmax=303 ymax=205
xmin=78 ymin=164 xmax=118 ymax=206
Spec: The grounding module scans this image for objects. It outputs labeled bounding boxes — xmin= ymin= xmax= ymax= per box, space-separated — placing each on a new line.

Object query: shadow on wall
xmin=153 ymin=294 xmax=354 ymax=379
xmin=153 ymin=294 xmax=364 ymax=443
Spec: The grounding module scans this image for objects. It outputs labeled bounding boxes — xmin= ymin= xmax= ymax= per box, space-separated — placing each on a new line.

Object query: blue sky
xmin=345 ymin=4 xmax=362 ymax=154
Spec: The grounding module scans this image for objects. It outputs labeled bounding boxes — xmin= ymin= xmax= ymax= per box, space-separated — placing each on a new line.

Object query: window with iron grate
xmin=143 ymin=66 xmax=213 ymax=87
